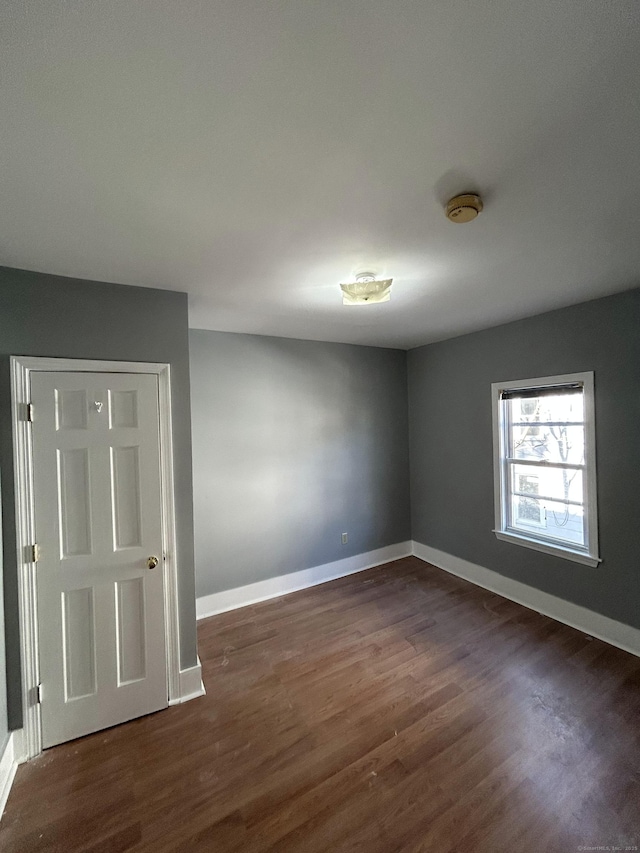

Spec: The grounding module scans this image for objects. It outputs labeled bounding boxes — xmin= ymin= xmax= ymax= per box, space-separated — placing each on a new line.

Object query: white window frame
xmin=491 ymin=372 xmax=600 ymax=567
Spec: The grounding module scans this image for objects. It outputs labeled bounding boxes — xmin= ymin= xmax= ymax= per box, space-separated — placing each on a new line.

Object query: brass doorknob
xmin=147 ymin=555 xmax=159 ymax=570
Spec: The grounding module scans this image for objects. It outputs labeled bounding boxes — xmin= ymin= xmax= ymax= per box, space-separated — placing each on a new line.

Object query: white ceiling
xmin=1 ymin=2 xmax=640 ymax=349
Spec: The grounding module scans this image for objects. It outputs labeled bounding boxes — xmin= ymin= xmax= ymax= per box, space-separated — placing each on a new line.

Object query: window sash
xmin=510 ymin=489 xmax=584 ymax=508
xmin=504 ymin=457 xmax=584 ymax=471
xmin=504 ymin=398 xmax=587 ymax=545
xmin=506 ymin=490 xmax=587 ymax=542
xmin=504 ymin=521 xmax=590 ymax=553
xmin=509 ymin=421 xmax=584 ymax=428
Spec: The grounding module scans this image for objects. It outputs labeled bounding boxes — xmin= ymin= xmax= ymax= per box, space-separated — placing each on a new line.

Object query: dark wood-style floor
xmin=1 ymin=557 xmax=639 ymax=852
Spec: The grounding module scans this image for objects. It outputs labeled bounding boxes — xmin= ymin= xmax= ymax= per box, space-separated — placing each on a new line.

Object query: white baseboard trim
xmin=0 ymin=729 xmax=25 ymax=821
xmin=169 ymin=657 xmax=206 ymax=705
xmin=412 ymin=540 xmax=640 ymax=658
xmin=196 ymin=541 xmax=413 ymax=619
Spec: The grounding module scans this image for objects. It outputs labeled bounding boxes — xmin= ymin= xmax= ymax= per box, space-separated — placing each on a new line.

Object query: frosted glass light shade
xmin=340 ymin=278 xmax=392 ymax=305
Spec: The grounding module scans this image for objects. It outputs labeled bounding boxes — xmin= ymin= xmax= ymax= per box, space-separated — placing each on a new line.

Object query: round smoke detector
xmin=445 ymin=193 xmax=483 ymax=223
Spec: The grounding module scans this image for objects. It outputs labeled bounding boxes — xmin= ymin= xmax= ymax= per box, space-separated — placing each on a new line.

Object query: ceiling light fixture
xmin=445 ymin=193 xmax=483 ymax=223
xmin=340 ymin=272 xmax=393 ymax=305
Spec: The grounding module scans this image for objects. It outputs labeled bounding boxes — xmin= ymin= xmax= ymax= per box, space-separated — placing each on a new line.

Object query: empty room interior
xmin=1 ymin=2 xmax=639 ymax=851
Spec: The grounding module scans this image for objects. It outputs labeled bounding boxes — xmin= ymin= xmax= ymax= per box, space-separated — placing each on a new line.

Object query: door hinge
xmin=37 ymin=683 xmax=43 ymax=704
xmin=26 ymin=402 xmax=34 ymax=422
xmin=29 ymin=544 xmax=41 ymax=563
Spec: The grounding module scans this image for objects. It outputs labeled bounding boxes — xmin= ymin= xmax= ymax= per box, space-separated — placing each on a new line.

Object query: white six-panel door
xmin=30 ymin=371 xmax=167 ymax=748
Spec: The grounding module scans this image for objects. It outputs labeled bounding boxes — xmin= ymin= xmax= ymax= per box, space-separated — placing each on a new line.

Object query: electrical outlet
xmin=341 ymin=533 xmax=348 ymax=544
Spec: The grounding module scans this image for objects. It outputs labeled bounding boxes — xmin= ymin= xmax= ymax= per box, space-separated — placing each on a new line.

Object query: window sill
xmin=493 ymin=530 xmax=601 ymax=567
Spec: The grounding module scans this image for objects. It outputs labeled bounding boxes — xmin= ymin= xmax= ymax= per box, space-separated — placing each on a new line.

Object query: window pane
xmin=511 ymin=493 xmax=546 ymax=529
xmin=510 ymin=464 xmax=583 ymax=505
xmin=509 ymin=392 xmax=583 ymax=424
xmin=509 ymin=424 xmax=585 ymax=465
xmin=509 ymin=495 xmax=585 ymax=547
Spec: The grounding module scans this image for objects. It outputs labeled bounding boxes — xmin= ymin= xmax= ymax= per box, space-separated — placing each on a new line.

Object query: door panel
xmin=110 ymin=445 xmax=143 ymax=549
xmin=31 ymin=371 xmax=167 ymax=748
xmin=62 ymin=586 xmax=97 ymax=700
xmin=116 ymin=577 xmax=147 ymax=685
xmin=58 ymin=448 xmax=93 ymax=557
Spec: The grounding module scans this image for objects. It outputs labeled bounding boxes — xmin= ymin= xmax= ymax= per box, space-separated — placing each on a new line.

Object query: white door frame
xmin=11 ymin=356 xmax=182 ymax=759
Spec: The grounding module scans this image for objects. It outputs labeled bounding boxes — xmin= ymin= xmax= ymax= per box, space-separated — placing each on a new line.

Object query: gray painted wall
xmin=408 ymin=287 xmax=640 ymax=629
xmin=0 ymin=266 xmax=197 ymax=729
xmin=190 ymin=330 xmax=410 ymax=597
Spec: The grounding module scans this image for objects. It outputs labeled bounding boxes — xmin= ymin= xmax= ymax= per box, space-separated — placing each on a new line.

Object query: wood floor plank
xmin=1 ymin=556 xmax=638 ymax=853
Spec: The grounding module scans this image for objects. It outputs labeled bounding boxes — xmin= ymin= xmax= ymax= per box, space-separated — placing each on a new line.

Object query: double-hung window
xmin=492 ymin=372 xmax=600 ymax=566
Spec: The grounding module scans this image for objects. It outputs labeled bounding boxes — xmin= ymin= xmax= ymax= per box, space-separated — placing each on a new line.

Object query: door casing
xmin=11 ymin=356 xmax=182 ymax=759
